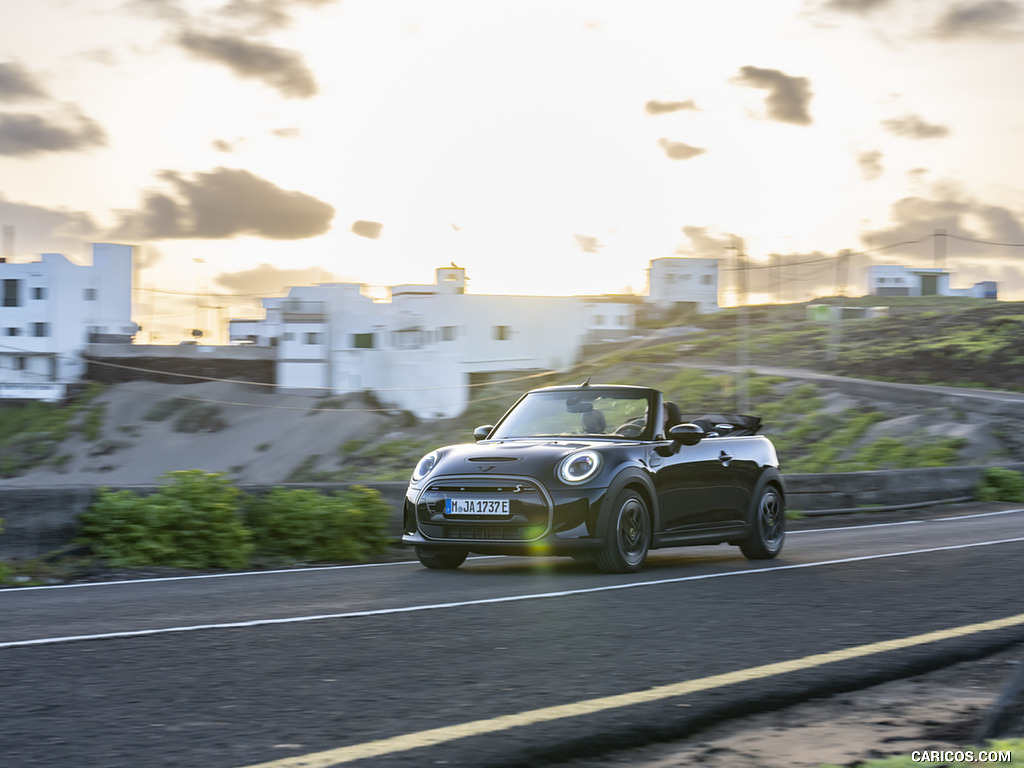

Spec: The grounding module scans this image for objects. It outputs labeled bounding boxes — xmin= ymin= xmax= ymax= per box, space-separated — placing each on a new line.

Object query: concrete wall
xmin=785 ymin=464 xmax=1024 ymax=513
xmin=4 ymin=467 xmax=1024 ymax=560
xmin=85 ymin=344 xmax=276 ymax=386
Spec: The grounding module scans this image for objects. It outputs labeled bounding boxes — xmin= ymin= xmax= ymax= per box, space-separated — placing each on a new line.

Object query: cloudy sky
xmin=2 ymin=0 xmax=1024 ymax=341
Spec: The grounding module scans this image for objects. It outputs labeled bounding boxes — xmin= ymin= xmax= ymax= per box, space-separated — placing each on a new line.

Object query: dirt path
xmin=557 ymin=644 xmax=1024 ymax=767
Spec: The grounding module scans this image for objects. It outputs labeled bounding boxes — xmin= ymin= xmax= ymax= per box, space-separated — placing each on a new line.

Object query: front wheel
xmin=739 ymin=483 xmax=785 ymax=560
xmin=415 ymin=546 xmax=468 ymax=570
xmin=594 ymin=490 xmax=651 ymax=573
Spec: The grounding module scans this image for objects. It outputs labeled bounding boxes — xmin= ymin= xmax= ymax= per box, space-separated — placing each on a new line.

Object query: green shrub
xmin=173 ymin=403 xmax=226 ymax=433
xmin=245 ymin=485 xmax=392 ymax=562
xmin=80 ymin=474 xmax=393 ymax=570
xmin=82 ymin=404 xmax=105 ymax=441
xmin=144 ymin=399 xmax=185 ymax=422
xmin=79 ymin=470 xmax=252 ymax=569
xmin=976 ymin=467 xmax=1024 ymax=502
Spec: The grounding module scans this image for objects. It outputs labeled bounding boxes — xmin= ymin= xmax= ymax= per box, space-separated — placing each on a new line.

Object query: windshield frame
xmin=488 ymin=387 xmax=658 ymax=442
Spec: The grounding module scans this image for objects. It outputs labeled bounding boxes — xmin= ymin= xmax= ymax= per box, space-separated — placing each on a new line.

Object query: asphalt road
xmin=3 ymin=502 xmax=1024 ymax=768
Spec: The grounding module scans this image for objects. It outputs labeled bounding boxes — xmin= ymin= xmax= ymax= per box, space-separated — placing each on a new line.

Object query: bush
xmin=79 ymin=470 xmax=252 ymax=569
xmin=144 ymin=399 xmax=184 ymax=422
xmin=80 ymin=473 xmax=393 ymax=571
xmin=245 ymin=485 xmax=392 ymax=562
xmin=173 ymin=403 xmax=227 ymax=433
xmin=976 ymin=467 xmax=1024 ymax=502
xmin=82 ymin=403 xmax=105 ymax=441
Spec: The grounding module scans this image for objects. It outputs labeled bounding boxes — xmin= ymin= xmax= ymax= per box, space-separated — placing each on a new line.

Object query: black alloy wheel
xmin=594 ymin=489 xmax=651 ymax=573
xmin=739 ymin=484 xmax=785 ymax=560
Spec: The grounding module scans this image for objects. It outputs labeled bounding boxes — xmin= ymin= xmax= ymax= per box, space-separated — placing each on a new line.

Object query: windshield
xmin=491 ymin=390 xmax=652 ymax=440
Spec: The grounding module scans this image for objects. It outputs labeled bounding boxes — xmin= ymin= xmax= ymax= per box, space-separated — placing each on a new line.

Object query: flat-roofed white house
xmin=646 ymin=257 xmax=719 ymax=313
xmin=231 ymin=268 xmax=589 ymax=417
xmin=868 ymin=265 xmax=998 ymax=299
xmin=0 ymin=243 xmax=137 ymax=401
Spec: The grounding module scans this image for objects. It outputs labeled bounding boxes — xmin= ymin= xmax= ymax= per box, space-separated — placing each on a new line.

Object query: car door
xmin=651 ymin=437 xmax=738 ymax=531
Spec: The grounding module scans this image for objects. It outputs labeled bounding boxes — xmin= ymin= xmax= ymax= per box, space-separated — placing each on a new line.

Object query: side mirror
xmin=669 ymin=423 xmax=705 ymax=446
xmin=474 ymin=425 xmax=494 ymax=441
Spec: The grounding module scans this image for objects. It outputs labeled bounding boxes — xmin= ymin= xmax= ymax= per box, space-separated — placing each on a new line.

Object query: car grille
xmin=415 ymin=475 xmax=552 ymax=542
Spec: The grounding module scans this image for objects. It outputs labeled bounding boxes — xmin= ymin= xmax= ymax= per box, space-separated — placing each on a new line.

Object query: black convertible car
xmin=402 ymin=383 xmax=785 ymax=572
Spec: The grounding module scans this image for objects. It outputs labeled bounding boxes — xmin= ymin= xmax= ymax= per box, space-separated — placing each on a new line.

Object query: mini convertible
xmin=402 ymin=383 xmax=785 ymax=572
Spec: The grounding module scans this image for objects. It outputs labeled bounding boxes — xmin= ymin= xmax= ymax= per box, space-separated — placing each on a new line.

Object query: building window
xmin=5 ymin=327 xmax=20 ymax=336
xmin=702 ymin=275 xmax=713 ymax=285
xmin=32 ymin=286 xmax=47 ymax=300
xmin=49 ymin=357 xmax=57 ymax=381
xmin=494 ymin=325 xmax=511 ymax=340
xmin=3 ymin=279 xmax=20 ymax=307
xmin=84 ymin=288 xmax=97 ymax=301
xmin=282 ymin=332 xmax=295 ymax=341
xmin=440 ymin=325 xmax=456 ymax=341
xmin=352 ymin=332 xmax=375 ymax=349
xmin=16 ymin=356 xmax=26 ymax=370
xmin=304 ymin=332 xmax=322 ymax=345
xmin=32 ymin=322 xmax=49 ymax=337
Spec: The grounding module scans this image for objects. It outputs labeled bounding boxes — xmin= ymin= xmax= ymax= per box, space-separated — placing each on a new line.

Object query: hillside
xmin=659 ymin=296 xmax=1024 ymax=391
xmin=1 ymin=296 xmax=1022 ymax=488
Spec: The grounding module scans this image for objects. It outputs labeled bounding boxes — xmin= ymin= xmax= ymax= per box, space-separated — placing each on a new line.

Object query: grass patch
xmin=173 ymin=403 xmax=227 ymax=433
xmin=144 ymin=399 xmax=184 ymax=421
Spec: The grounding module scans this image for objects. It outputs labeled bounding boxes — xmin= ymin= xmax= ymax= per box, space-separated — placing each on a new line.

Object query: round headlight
xmin=412 ymin=450 xmax=440 ymax=482
xmin=558 ymin=450 xmax=602 ymax=484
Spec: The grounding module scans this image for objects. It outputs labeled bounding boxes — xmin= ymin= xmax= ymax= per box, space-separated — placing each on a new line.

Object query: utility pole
xmin=733 ymin=236 xmax=750 ymax=413
xmin=193 ymin=257 xmax=206 ymax=341
xmin=934 ymin=228 xmax=947 ymax=269
xmin=200 ymin=305 xmax=225 ymax=345
xmin=825 ymin=249 xmax=850 ymax=365
xmin=835 ymin=249 xmax=850 ymax=297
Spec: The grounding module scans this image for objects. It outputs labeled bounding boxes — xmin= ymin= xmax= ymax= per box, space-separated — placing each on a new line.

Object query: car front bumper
xmin=402 ymin=474 xmax=610 ymax=555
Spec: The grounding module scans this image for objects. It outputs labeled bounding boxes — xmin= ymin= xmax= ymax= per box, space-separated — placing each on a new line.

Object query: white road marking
xmin=2 ymin=556 xmax=504 ymax=592
xmin=3 ymin=536 xmax=1024 ymax=650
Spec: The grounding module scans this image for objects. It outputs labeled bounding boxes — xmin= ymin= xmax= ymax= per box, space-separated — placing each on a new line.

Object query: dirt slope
xmin=0 ymin=380 xmax=388 ymax=487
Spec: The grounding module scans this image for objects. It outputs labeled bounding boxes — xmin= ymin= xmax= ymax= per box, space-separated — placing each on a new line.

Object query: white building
xmin=646 ymin=257 xmax=720 ymax=313
xmin=230 ymin=266 xmax=657 ymax=418
xmin=0 ymin=243 xmax=136 ymax=401
xmin=868 ymin=265 xmax=998 ymax=299
xmin=229 ymin=258 xmax=720 ymax=419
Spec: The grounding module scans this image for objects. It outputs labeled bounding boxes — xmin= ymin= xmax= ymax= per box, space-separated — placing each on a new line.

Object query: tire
xmin=415 ymin=546 xmax=468 ymax=570
xmin=739 ymin=483 xmax=785 ymax=560
xmin=594 ymin=490 xmax=651 ymax=573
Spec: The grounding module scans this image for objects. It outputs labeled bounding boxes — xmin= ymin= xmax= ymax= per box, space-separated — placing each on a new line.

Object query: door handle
xmin=718 ymin=451 xmax=733 ymax=465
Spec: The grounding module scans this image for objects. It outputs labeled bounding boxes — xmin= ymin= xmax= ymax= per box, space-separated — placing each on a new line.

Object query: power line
xmin=0 ymin=328 xmax=663 ymax=414
xmin=946 ymin=233 xmax=1024 ymax=248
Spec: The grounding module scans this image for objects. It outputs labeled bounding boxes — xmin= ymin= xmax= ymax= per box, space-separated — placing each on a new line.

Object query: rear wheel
xmin=415 ymin=546 xmax=468 ymax=570
xmin=594 ymin=490 xmax=651 ymax=573
xmin=739 ymin=483 xmax=785 ymax=559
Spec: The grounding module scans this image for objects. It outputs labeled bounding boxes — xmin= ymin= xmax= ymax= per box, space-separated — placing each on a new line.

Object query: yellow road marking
xmin=240 ymin=612 xmax=1024 ymax=768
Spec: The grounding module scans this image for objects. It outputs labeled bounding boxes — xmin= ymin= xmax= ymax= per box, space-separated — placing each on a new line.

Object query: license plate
xmin=445 ymin=498 xmax=510 ymax=516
